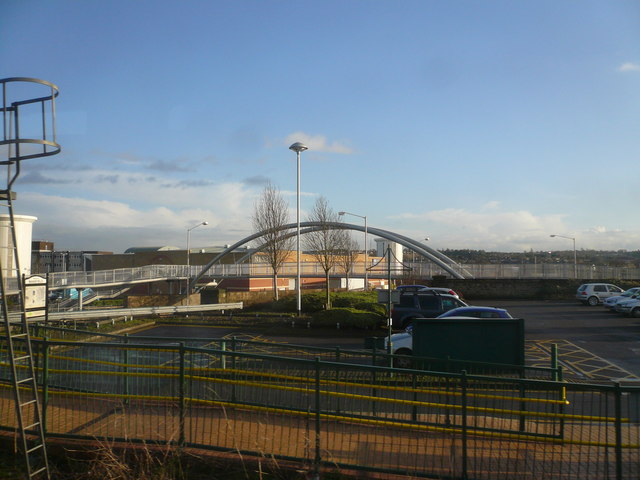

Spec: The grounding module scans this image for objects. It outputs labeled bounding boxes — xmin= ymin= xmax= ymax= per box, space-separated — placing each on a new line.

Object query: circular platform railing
xmin=1 ymin=77 xmax=61 ymax=162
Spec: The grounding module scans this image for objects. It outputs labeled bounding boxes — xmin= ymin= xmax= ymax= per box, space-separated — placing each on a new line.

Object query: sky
xmin=2 ymin=0 xmax=639 ymax=254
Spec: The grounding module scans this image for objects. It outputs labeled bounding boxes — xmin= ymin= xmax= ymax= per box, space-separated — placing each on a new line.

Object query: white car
xmin=614 ymin=297 xmax=640 ymax=317
xmin=384 ymin=306 xmax=512 ymax=368
xmin=385 ymin=327 xmax=414 ymax=368
xmin=576 ymin=283 xmax=624 ymax=306
xmin=603 ymin=287 xmax=640 ymax=311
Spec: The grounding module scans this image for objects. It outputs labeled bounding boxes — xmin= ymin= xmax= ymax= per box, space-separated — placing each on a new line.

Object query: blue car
xmin=437 ymin=306 xmax=512 ymax=319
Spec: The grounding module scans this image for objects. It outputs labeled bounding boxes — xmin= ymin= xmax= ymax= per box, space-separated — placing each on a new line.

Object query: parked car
xmin=395 ymin=284 xmax=429 ymax=292
xmin=576 ymin=283 xmax=624 ymax=306
xmin=390 ymin=292 xmax=467 ymax=329
xmin=386 ymin=306 xmax=511 ymax=367
xmin=418 ymin=287 xmax=461 ymax=298
xmin=614 ymin=297 xmax=640 ymax=317
xmin=395 ymin=285 xmax=460 ymax=298
xmin=603 ymin=287 xmax=640 ymax=311
xmin=437 ymin=306 xmax=512 ymax=319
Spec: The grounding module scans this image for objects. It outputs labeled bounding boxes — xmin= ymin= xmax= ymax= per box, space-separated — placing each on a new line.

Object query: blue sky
xmin=2 ymin=0 xmax=639 ymax=253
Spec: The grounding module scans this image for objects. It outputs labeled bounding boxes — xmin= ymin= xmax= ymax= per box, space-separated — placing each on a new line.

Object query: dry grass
xmin=45 ymin=439 xmax=324 ymax=480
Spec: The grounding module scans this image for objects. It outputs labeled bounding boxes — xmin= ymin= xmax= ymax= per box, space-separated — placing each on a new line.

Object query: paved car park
xmin=135 ymin=299 xmax=640 ymax=383
xmin=490 ymin=300 xmax=640 ymax=380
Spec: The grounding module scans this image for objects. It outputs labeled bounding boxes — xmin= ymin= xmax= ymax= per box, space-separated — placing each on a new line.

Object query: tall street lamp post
xmin=338 ymin=211 xmax=368 ymax=290
xmin=289 ymin=142 xmax=308 ymax=317
xmin=186 ymin=221 xmax=208 ymax=305
xmin=550 ymin=234 xmax=577 ymax=278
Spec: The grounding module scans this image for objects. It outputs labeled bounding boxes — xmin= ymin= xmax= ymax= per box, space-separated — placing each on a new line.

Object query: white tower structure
xmin=375 ymin=238 xmax=403 ymax=263
xmin=0 ymin=214 xmax=36 ymax=277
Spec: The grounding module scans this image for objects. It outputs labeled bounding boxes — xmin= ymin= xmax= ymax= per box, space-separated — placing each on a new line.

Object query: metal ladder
xmin=0 ymin=194 xmax=50 ymax=479
xmin=1 ymin=77 xmax=60 ymax=479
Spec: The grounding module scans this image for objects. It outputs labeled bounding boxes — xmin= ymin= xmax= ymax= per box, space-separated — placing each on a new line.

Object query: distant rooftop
xmin=123 ymin=245 xmax=252 ymax=254
xmin=124 ymin=246 xmax=180 ymax=254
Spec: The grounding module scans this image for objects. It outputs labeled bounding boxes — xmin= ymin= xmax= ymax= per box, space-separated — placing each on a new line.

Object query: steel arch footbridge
xmin=190 ymin=221 xmax=472 ymax=289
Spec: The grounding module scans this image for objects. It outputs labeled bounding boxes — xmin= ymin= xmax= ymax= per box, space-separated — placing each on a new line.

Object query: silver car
xmin=614 ymin=297 xmax=640 ymax=317
xmin=576 ymin=283 xmax=623 ymax=306
xmin=603 ymin=287 xmax=640 ymax=311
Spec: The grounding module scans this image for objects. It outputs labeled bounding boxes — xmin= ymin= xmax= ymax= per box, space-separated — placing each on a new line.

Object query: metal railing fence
xmin=0 ymin=335 xmax=638 ymax=479
xmin=27 ymin=324 xmax=562 ymax=381
xmin=46 ymin=263 xmax=640 ymax=291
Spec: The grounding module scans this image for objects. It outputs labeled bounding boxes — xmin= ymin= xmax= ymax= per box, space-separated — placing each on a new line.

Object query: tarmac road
xmin=488 ymin=299 xmax=640 ymax=380
xmin=135 ymin=299 xmax=640 ymax=381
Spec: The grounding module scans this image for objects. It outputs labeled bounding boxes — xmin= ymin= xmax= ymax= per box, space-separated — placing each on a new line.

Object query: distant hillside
xmin=435 ymin=249 xmax=640 ymax=267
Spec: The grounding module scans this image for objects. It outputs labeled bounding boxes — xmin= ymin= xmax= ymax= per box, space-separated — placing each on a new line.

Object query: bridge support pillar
xmin=76 ymin=287 xmax=84 ymax=311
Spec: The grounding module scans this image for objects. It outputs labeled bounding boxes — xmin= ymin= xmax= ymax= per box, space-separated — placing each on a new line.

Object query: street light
xmin=186 ymin=221 xmax=208 ymax=304
xmin=550 ymin=234 xmax=577 ymax=279
xmin=338 ymin=211 xmax=368 ymax=290
xmin=289 ymin=142 xmax=308 ymax=316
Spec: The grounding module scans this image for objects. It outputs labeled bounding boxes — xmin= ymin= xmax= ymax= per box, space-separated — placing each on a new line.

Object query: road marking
xmin=528 ymin=339 xmax=639 ymax=381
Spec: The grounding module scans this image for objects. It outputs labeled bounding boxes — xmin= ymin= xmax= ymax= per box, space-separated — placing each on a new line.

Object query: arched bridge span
xmin=190 ymin=222 xmax=471 ymax=289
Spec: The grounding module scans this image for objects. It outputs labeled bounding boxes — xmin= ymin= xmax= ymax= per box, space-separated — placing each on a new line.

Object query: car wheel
xmin=631 ymin=308 xmax=640 ymax=318
xmin=393 ymin=348 xmax=413 ymax=368
xmin=587 ymin=296 xmax=599 ymax=306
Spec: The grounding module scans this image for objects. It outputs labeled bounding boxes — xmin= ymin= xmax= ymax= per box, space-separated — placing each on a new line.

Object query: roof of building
xmin=123 ymin=246 xmax=180 ymax=253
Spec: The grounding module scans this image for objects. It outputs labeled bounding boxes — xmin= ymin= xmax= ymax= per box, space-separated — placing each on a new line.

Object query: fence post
xmin=42 ymin=337 xmax=49 ymax=437
xmin=551 ymin=343 xmax=566 ymax=439
xmin=614 ymin=382 xmax=623 ymax=480
xmin=461 ymin=370 xmax=468 ymax=480
xmin=231 ymin=336 xmax=237 ymax=403
xmin=314 ymin=357 xmax=321 ymax=476
xmin=412 ymin=373 xmax=418 ymax=421
xmin=123 ymin=334 xmax=129 ymax=405
xmin=518 ymin=368 xmax=526 ymax=432
xmin=335 ymin=347 xmax=341 ymax=414
xmin=179 ymin=342 xmax=185 ymax=447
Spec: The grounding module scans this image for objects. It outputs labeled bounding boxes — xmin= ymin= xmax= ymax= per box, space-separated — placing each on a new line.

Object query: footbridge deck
xmin=46 ymin=262 xmax=400 ymax=291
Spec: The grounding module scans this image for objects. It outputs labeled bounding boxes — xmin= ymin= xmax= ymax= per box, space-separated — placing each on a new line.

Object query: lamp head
xmin=338 ymin=211 xmax=346 ymax=216
xmin=289 ymin=142 xmax=308 ymax=153
xmin=202 ymin=221 xmax=209 ymax=226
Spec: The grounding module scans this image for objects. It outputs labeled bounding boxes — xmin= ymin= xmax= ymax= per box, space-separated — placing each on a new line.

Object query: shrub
xmin=257 ymin=290 xmax=384 ymax=316
xmin=311 ymin=307 xmax=383 ymax=329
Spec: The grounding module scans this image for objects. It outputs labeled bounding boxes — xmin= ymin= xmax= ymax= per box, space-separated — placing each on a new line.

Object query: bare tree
xmin=336 ymin=229 xmax=359 ymax=290
xmin=304 ymin=196 xmax=343 ymax=308
xmin=252 ymin=183 xmax=293 ymax=300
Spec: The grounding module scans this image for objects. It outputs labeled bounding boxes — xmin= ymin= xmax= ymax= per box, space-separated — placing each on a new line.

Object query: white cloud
xmin=19 ymin=182 xmax=257 ymax=252
xmin=284 ymin=132 xmax=354 ymax=154
xmin=392 ymin=207 xmax=640 ymax=251
xmin=481 ymin=201 xmax=501 ymax=210
xmin=618 ymin=62 xmax=640 ymax=72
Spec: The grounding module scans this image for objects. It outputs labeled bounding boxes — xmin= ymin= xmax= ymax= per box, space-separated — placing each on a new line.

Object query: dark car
xmin=437 ymin=306 xmax=512 ymax=319
xmin=395 ymin=285 xmax=461 ymax=298
xmin=391 ymin=292 xmax=467 ymax=329
xmin=395 ymin=284 xmax=429 ymax=292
